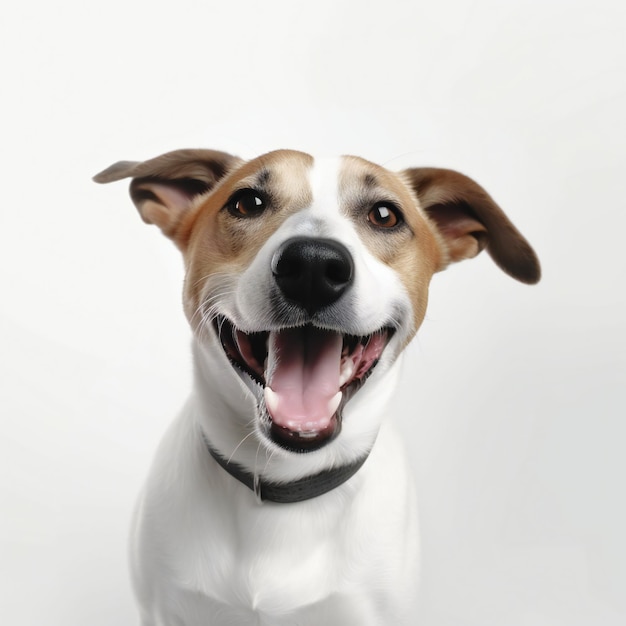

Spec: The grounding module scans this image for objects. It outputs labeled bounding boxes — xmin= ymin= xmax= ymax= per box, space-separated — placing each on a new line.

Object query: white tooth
xmin=339 ymin=357 xmax=355 ymax=386
xmin=328 ymin=391 xmax=342 ymax=416
xmin=264 ymin=387 xmax=279 ymax=414
xmin=265 ymin=331 xmax=278 ymax=384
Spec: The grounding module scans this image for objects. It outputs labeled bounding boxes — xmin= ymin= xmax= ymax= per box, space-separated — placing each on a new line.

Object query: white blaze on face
xmin=258 ymin=158 xmax=344 ymax=432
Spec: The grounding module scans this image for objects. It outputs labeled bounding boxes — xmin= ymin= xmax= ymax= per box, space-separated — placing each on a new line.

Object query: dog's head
xmin=95 ymin=149 xmax=539 ymax=468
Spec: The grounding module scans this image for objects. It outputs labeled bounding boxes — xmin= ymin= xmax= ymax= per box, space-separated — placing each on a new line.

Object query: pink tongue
xmin=264 ymin=327 xmax=343 ymax=432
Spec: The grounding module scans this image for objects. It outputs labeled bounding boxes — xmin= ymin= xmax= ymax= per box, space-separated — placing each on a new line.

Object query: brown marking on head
xmin=178 ymin=150 xmax=314 ymax=325
xmin=94 ymin=149 xmax=316 ymax=327
xmin=339 ymin=156 xmax=443 ymax=334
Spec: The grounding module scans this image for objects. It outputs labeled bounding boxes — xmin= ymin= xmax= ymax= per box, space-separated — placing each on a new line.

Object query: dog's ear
xmin=93 ymin=149 xmax=242 ymax=240
xmin=402 ymin=167 xmax=540 ymax=284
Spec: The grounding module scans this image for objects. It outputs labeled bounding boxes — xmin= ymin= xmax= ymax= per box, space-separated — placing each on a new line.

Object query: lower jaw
xmin=267 ymin=412 xmax=340 ymax=453
xmin=261 ymin=377 xmax=369 ymax=453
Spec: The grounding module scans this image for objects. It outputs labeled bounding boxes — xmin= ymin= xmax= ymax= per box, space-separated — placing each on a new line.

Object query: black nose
xmin=271 ymin=237 xmax=354 ymax=314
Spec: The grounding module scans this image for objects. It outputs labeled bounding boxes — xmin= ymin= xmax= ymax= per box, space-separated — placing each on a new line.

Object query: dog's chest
xmin=167 ymin=492 xmax=363 ymax=616
xmin=134 ymin=412 xmax=418 ymax=624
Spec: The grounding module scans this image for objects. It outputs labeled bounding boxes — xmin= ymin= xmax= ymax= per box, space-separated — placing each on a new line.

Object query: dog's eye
xmin=226 ymin=189 xmax=266 ymax=218
xmin=368 ymin=203 xmax=402 ymax=229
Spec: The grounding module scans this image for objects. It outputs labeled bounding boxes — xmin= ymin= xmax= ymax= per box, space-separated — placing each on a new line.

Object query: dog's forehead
xmin=308 ymin=155 xmax=343 ymax=202
xmin=238 ymin=149 xmax=313 ymax=191
xmin=242 ymin=150 xmax=408 ymax=204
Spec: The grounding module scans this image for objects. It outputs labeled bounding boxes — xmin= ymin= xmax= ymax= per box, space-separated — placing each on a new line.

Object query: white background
xmin=1 ymin=0 xmax=625 ymax=624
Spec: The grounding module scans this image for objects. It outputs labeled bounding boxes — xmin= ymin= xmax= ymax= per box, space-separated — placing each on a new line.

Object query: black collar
xmin=203 ymin=435 xmax=370 ymax=504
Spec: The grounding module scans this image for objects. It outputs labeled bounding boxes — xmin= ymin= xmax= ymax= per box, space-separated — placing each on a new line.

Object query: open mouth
xmin=214 ymin=316 xmax=393 ymax=452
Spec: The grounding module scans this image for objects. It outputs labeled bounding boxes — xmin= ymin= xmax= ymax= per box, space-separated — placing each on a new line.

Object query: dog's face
xmin=95 ymin=149 xmax=539 ymax=462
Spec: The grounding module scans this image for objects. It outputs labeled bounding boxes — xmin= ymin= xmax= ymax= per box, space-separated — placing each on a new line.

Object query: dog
xmin=94 ymin=149 xmax=540 ymax=625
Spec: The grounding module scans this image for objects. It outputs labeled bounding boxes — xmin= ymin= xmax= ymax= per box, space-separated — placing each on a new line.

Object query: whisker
xmin=261 ymin=448 xmax=277 ymax=475
xmin=227 ymin=430 xmax=256 ymax=464
xmin=253 ymin=440 xmax=264 ymax=492
xmin=191 ymin=284 xmax=239 ymax=340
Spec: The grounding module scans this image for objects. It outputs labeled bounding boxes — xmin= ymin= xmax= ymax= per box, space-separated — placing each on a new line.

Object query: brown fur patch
xmin=338 ymin=156 xmax=442 ymax=335
xmin=180 ymin=151 xmax=314 ymax=325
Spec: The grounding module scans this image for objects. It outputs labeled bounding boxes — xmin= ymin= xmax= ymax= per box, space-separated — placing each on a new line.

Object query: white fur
xmin=130 ymin=156 xmax=420 ymax=625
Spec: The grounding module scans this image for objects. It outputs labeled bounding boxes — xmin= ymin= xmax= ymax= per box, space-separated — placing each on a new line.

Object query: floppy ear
xmin=93 ymin=149 xmax=242 ymax=240
xmin=402 ymin=167 xmax=540 ymax=284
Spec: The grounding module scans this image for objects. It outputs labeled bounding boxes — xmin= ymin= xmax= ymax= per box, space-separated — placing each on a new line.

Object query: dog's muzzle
xmin=214 ymin=236 xmax=394 ymax=453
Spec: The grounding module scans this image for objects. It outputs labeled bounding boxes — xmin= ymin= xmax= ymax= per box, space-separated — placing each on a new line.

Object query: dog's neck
xmin=202 ymin=433 xmax=370 ymax=504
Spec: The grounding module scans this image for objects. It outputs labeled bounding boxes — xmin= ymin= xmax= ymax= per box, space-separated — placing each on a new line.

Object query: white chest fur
xmin=130 ymin=402 xmax=419 ymax=626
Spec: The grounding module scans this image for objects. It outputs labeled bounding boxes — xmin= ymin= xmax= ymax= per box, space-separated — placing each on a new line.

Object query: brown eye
xmin=368 ymin=202 xmax=402 ymax=229
xmin=226 ymin=189 xmax=266 ymax=218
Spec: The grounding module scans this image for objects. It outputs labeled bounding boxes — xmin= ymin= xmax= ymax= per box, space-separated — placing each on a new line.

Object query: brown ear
xmin=93 ymin=149 xmax=242 ymax=239
xmin=402 ymin=167 xmax=541 ymax=284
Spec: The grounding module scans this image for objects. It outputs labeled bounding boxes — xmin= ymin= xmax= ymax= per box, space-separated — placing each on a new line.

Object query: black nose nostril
xmin=326 ymin=259 xmax=351 ymax=284
xmin=272 ymin=237 xmax=354 ymax=314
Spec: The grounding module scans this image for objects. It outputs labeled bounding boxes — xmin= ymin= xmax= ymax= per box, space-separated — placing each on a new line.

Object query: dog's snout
xmin=271 ymin=237 xmax=354 ymax=314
